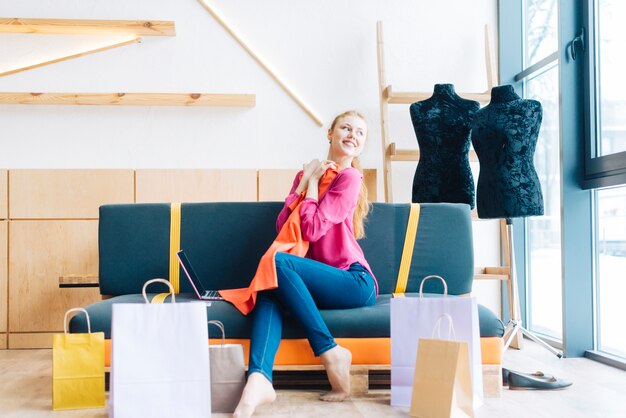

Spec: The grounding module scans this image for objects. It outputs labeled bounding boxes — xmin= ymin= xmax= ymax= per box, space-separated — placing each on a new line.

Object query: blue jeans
xmin=247 ymin=252 xmax=376 ymax=382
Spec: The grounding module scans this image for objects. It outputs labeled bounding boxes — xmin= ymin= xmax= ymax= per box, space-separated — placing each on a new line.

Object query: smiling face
xmin=327 ymin=114 xmax=367 ymax=164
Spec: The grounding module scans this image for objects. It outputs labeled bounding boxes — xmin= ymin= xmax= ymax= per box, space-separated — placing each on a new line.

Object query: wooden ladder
xmin=375 ymin=21 xmax=497 ymax=203
xmin=375 ymin=22 xmax=523 ymax=348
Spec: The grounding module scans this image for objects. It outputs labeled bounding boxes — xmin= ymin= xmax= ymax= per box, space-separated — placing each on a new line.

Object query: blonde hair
xmin=329 ymin=111 xmax=370 ymax=239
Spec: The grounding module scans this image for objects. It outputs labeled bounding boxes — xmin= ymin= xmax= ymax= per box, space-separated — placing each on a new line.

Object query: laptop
xmin=176 ymin=250 xmax=224 ymax=301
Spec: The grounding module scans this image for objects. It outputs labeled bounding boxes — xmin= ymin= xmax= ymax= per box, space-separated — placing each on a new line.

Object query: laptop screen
xmin=176 ymin=250 xmax=208 ymax=297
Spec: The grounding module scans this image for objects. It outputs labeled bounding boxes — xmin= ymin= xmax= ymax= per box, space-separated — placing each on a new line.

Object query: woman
xmin=234 ymin=111 xmax=378 ymax=418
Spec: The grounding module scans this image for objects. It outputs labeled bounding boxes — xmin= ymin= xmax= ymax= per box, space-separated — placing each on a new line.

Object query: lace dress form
xmin=471 ymin=84 xmax=544 ymax=218
xmin=410 ymin=83 xmax=480 ymax=208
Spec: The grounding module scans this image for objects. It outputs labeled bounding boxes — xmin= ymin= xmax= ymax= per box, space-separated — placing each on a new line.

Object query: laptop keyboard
xmin=205 ymin=290 xmax=224 ymax=300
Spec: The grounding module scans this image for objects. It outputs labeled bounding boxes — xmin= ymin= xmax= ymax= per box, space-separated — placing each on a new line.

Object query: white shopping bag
xmin=110 ymin=279 xmax=212 ymax=418
xmin=391 ymin=275 xmax=483 ymax=410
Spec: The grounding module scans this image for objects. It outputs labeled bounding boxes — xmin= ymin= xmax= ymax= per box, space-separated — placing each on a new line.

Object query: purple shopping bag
xmin=390 ymin=275 xmax=483 ymax=410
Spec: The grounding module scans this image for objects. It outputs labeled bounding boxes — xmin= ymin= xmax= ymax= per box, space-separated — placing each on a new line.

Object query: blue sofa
xmin=71 ymin=202 xmax=504 ymax=380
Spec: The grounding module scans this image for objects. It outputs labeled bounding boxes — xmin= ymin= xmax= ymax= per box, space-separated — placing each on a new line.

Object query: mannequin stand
xmin=502 ymin=218 xmax=563 ymax=358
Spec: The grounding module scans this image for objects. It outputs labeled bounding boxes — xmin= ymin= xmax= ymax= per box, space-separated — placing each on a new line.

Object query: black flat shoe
xmin=507 ymin=369 xmax=572 ymax=390
xmin=502 ymin=368 xmax=553 ymax=386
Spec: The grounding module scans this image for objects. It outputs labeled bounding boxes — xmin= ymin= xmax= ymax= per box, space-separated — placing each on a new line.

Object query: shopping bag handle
xmin=208 ymin=320 xmax=226 ymax=346
xmin=432 ymin=313 xmax=457 ymax=340
xmin=63 ymin=307 xmax=91 ymax=334
xmin=418 ymin=274 xmax=448 ymax=297
xmin=142 ymin=278 xmax=176 ymax=303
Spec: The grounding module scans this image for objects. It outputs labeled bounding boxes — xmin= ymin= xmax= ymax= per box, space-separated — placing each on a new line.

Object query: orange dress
xmin=219 ymin=169 xmax=338 ymax=314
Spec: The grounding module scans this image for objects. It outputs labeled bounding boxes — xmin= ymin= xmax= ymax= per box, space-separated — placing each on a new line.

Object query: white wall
xmin=0 ymin=0 xmax=502 ymax=313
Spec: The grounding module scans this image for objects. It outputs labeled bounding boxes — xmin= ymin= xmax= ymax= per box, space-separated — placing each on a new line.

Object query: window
xmin=521 ymin=0 xmax=563 ymax=340
xmin=525 ymin=0 xmax=558 ymax=65
xmin=584 ymin=0 xmax=626 ymax=187
xmin=501 ymin=0 xmax=626 ymax=361
xmin=590 ymin=0 xmax=626 ymax=360
xmin=595 ymin=186 xmax=626 ymax=357
xmin=596 ymin=1 xmax=626 ymax=157
xmin=525 ymin=65 xmax=562 ymax=339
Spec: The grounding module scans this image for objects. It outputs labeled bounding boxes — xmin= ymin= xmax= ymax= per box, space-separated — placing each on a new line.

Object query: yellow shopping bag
xmin=52 ymin=307 xmax=105 ymax=410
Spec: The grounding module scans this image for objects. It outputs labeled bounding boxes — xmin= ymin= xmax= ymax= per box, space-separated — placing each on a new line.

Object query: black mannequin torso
xmin=471 ymin=85 xmax=544 ymax=218
xmin=410 ymin=83 xmax=480 ymax=208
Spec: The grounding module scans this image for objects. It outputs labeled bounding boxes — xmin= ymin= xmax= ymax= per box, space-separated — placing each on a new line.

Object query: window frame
xmin=582 ymin=0 xmax=626 ymax=188
xmin=580 ymin=0 xmax=626 ymax=368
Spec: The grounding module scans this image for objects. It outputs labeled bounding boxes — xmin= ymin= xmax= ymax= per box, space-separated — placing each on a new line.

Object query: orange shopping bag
xmin=52 ymin=308 xmax=105 ymax=410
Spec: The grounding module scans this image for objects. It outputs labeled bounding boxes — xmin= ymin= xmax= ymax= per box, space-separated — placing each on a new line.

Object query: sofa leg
xmin=349 ymin=367 xmax=369 ymax=395
xmin=482 ymin=364 xmax=502 ymax=398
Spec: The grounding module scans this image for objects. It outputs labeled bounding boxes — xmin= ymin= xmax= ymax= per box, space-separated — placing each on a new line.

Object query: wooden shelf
xmin=0 ymin=92 xmax=256 ymax=107
xmin=0 ymin=38 xmax=140 ymax=78
xmin=384 ymin=85 xmax=492 ymax=105
xmin=0 ymin=17 xmax=175 ymax=36
xmin=474 ymin=266 xmax=511 ymax=281
xmin=387 ymin=143 xmax=478 ymax=162
xmin=59 ymin=274 xmax=99 ymax=288
xmin=474 ymin=273 xmax=509 ymax=281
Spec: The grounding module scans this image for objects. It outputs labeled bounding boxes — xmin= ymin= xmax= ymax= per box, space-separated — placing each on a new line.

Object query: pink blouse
xmin=276 ymin=167 xmax=378 ymax=294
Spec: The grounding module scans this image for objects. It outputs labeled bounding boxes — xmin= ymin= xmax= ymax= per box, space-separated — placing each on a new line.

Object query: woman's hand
xmin=304 ymin=160 xmax=337 ymax=201
xmin=296 ymin=159 xmax=336 ymax=195
xmin=302 ymin=159 xmax=322 ymax=183
xmin=295 ymin=159 xmax=321 ymax=194
xmin=309 ymin=160 xmax=337 ymax=181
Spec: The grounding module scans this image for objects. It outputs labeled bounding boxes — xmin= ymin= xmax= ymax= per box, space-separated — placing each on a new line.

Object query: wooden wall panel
xmin=258 ymin=169 xmax=299 ymax=201
xmin=9 ymin=169 xmax=134 ymax=219
xmin=0 ymin=221 xmax=6 ymax=333
xmin=8 ymin=221 xmax=100 ymax=333
xmin=258 ymin=169 xmax=377 ymax=202
xmin=136 ymin=169 xmax=257 ymax=203
xmin=0 ymin=334 xmax=6 ymax=349
xmin=7 ymin=333 xmax=53 ymax=349
xmin=0 ymin=170 xmax=6 ymax=219
xmin=363 ymin=169 xmax=377 ymax=202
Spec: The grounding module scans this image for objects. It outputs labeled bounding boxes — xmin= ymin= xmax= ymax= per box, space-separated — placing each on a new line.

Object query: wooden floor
xmin=1 ymin=340 xmax=625 ymax=417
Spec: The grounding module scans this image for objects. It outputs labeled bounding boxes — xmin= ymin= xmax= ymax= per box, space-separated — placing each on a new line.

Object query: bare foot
xmin=233 ymin=372 xmax=276 ymax=418
xmin=319 ymin=345 xmax=352 ymax=402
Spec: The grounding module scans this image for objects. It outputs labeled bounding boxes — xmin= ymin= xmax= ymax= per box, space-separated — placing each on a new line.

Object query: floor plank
xmin=1 ymin=340 xmax=625 ymax=417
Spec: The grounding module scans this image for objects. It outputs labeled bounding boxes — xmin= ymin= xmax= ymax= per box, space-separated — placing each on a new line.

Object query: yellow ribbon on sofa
xmin=152 ymin=202 xmax=181 ymax=303
xmin=393 ymin=203 xmax=421 ymax=297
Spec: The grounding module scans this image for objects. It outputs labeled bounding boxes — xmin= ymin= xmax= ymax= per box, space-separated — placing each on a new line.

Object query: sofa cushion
xmin=71 ymin=294 xmax=504 ymax=339
xmin=478 ymin=304 xmax=505 ymax=337
xmin=361 ymin=203 xmax=474 ymax=295
xmin=99 ymin=202 xmax=280 ymax=296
